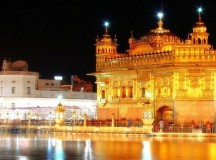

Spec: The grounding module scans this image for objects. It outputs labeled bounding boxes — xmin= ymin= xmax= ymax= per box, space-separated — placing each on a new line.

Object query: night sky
xmin=0 ymin=0 xmax=215 ymax=84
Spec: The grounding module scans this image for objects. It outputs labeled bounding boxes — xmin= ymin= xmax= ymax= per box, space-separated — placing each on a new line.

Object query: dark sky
xmin=0 ymin=0 xmax=216 ymax=83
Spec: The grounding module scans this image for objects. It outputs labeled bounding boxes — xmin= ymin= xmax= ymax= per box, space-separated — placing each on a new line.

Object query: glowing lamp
xmin=54 ymin=76 xmax=62 ymax=80
xmin=157 ymin=12 xmax=163 ymax=20
xmin=58 ymin=95 xmax=63 ymax=100
xmin=198 ymin=7 xmax=203 ymax=14
xmin=146 ymin=92 xmax=150 ymax=98
xmin=104 ymin=21 xmax=109 ymax=27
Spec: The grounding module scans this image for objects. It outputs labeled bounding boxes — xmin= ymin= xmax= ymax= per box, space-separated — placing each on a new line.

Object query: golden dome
xmin=193 ymin=16 xmax=207 ymax=33
xmin=146 ymin=18 xmax=180 ymax=44
xmin=128 ymin=18 xmax=181 ymax=55
xmin=10 ymin=60 xmax=28 ymax=71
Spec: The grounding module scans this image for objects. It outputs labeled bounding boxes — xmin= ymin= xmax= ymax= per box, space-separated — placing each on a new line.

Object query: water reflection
xmin=142 ymin=141 xmax=151 ymax=160
xmin=84 ymin=139 xmax=92 ymax=160
xmin=0 ymin=133 xmax=215 ymax=160
xmin=47 ymin=139 xmax=63 ymax=160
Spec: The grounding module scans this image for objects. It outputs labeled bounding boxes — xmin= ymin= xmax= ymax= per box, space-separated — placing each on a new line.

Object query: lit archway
xmin=156 ymin=105 xmax=173 ymax=120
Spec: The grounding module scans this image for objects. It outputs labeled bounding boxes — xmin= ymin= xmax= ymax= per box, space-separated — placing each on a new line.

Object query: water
xmin=0 ymin=132 xmax=216 ymax=160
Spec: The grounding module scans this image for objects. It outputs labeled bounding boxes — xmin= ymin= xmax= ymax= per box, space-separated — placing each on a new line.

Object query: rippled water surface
xmin=0 ymin=133 xmax=216 ymax=160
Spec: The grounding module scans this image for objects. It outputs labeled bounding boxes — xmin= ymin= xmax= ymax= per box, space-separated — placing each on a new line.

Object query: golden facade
xmin=91 ymin=12 xmax=216 ymax=125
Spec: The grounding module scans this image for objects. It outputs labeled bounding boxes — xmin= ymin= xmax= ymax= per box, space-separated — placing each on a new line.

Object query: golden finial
xmin=104 ymin=21 xmax=109 ymax=34
xmin=197 ymin=7 xmax=203 ymax=21
xmin=150 ymin=11 xmax=169 ymax=34
xmin=157 ymin=12 xmax=164 ymax=29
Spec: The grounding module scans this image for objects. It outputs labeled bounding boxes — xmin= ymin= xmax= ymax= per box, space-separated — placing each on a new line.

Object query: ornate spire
xmin=102 ymin=21 xmax=111 ymax=39
xmin=114 ymin=34 xmax=117 ymax=42
xmin=129 ymin=31 xmax=135 ymax=41
xmin=96 ymin=35 xmax=99 ymax=42
xmin=128 ymin=31 xmax=135 ymax=47
xmin=130 ymin=31 xmax=134 ymax=38
xmin=157 ymin=12 xmax=164 ymax=29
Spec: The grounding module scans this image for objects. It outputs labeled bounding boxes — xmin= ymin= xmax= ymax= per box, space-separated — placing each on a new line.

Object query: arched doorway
xmin=156 ymin=105 xmax=173 ymax=122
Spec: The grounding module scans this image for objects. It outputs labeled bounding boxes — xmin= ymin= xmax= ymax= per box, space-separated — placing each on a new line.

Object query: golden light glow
xmin=146 ymin=92 xmax=150 ymax=98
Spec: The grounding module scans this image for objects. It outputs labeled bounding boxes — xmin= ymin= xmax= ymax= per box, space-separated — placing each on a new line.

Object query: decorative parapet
xmin=96 ymin=51 xmax=174 ymax=71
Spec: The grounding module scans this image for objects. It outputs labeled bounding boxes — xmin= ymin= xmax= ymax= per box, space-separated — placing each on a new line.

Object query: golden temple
xmin=91 ymin=9 xmax=216 ymax=125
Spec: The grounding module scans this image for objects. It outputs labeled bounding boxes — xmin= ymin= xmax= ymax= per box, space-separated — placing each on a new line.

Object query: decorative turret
xmin=185 ymin=33 xmax=192 ymax=44
xmin=128 ymin=31 xmax=135 ymax=48
xmin=95 ymin=21 xmax=118 ymax=68
xmin=2 ymin=58 xmax=8 ymax=71
xmin=190 ymin=7 xmax=209 ymax=44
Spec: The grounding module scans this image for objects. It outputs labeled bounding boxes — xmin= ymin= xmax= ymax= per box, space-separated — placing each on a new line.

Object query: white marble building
xmin=0 ymin=59 xmax=97 ymax=120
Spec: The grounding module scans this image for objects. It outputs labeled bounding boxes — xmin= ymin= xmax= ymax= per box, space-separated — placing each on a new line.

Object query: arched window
xmin=149 ymin=112 xmax=152 ymax=118
xmin=129 ymin=86 xmax=133 ymax=98
xmin=198 ymin=38 xmax=201 ymax=44
xmin=128 ymin=81 xmax=133 ymax=98
xmin=121 ymin=86 xmax=126 ymax=98
xmin=141 ymin=88 xmax=145 ymax=97
xmin=144 ymin=112 xmax=147 ymax=118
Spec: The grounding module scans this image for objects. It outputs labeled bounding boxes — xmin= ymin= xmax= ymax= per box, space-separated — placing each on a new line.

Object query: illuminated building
xmin=92 ymin=9 xmax=216 ymax=125
xmin=0 ymin=59 xmax=96 ymax=120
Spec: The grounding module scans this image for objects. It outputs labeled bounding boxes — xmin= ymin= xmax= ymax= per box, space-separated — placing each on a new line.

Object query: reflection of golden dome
xmin=10 ymin=60 xmax=28 ymax=71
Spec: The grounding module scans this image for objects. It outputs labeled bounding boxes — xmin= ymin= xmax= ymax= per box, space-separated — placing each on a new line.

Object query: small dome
xmin=143 ymin=19 xmax=181 ymax=48
xmin=10 ymin=60 xmax=28 ymax=71
xmin=193 ymin=17 xmax=207 ymax=33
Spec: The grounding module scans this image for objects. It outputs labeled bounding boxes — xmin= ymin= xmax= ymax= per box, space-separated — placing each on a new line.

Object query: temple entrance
xmin=154 ymin=105 xmax=173 ymax=132
xmin=156 ymin=105 xmax=173 ymax=122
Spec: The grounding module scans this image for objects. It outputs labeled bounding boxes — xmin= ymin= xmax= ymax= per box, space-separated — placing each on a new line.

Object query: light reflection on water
xmin=0 ymin=133 xmax=215 ymax=160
